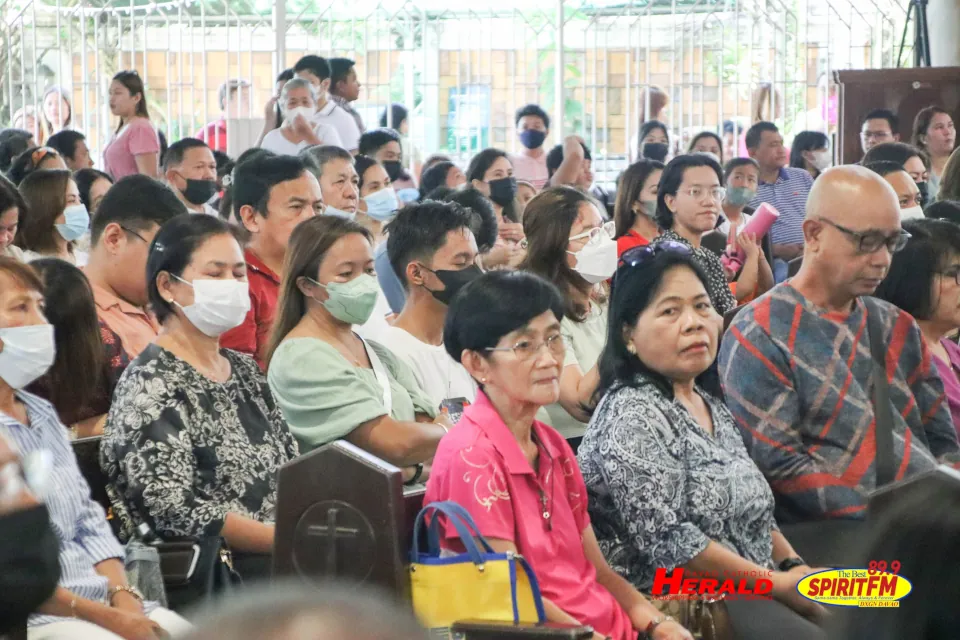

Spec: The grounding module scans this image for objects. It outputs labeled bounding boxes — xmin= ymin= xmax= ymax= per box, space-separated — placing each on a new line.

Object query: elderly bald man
xmin=719 ymin=166 xmax=959 ymax=530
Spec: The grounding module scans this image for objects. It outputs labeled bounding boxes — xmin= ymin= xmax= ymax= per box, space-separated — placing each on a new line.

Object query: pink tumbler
xmin=720 ymin=202 xmax=780 ymax=273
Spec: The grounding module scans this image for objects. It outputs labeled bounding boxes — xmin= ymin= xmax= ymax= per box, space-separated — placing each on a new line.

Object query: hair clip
xmin=153 ymin=242 xmax=165 ymax=253
xmin=222 ymin=173 xmax=233 ymax=187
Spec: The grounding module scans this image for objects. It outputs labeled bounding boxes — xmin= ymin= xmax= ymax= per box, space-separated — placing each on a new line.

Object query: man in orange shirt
xmin=84 ymin=175 xmax=187 ymax=358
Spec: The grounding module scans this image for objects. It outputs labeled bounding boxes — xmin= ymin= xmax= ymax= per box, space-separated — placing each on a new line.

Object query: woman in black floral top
xmin=649 ymin=154 xmax=770 ymax=315
xmin=101 ymin=215 xmax=297 ymax=562
xmin=578 ymin=244 xmax=824 ymax=636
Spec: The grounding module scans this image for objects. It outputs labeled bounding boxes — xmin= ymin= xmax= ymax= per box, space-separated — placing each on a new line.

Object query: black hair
xmin=385 ymin=200 xmax=478 ymax=290
xmin=0 ymin=175 xmax=23 ymax=217
xmin=466 ymin=148 xmax=509 ymax=183
xmin=829 ymin=480 xmax=960 ymax=640
xmin=0 ymin=129 xmax=33 ymax=172
xmin=426 ymin=186 xmax=454 ymax=201
xmin=162 ymin=138 xmax=212 ymax=172
xmin=655 ymin=154 xmax=724 ymax=229
xmin=862 ymin=108 xmax=900 ymax=134
xmin=442 ymin=187 xmax=498 ymax=253
xmin=789 ymin=130 xmax=829 ymax=171
xmin=276 ymin=68 xmax=294 ymax=84
xmin=328 ymin=57 xmax=356 ymax=92
xmin=723 ymin=157 xmax=759 ymax=179
xmin=745 ymin=121 xmax=779 ymax=150
xmin=353 ymin=155 xmax=380 ymax=191
xmin=293 ymin=55 xmax=331 ymax=82
xmin=925 ymin=200 xmax=960 ymax=225
xmin=862 ymin=141 xmax=928 ymax=170
xmin=687 ymin=131 xmax=722 ymax=155
xmin=358 ymin=128 xmax=402 ymax=157
xmin=213 ymin=150 xmax=233 ymax=178
xmin=300 ymin=145 xmax=353 ymax=179
xmin=639 ymin=120 xmax=669 ymax=144
xmin=7 ymin=146 xmax=62 ymax=186
xmin=515 ymin=104 xmax=551 ymax=130
xmin=379 ymin=103 xmax=408 ymax=130
xmin=545 ymin=142 xmax=592 ymax=178
xmin=74 ymin=168 xmax=114 ymax=212
xmin=444 ymin=270 xmax=564 ymax=364
xmin=613 ymin=159 xmax=664 ymax=239
xmin=233 ymin=154 xmax=308 ymax=218
xmin=92 ymin=174 xmax=186 ymax=245
xmin=875 ymin=218 xmax=960 ymax=321
xmin=147 ymin=214 xmax=235 ymax=323
xmin=419 ymin=161 xmax=456 ymax=200
xmin=46 ymin=130 xmax=86 ymax=162
xmin=864 ymin=160 xmax=909 ymax=178
xmin=595 ymin=248 xmax=718 ymax=404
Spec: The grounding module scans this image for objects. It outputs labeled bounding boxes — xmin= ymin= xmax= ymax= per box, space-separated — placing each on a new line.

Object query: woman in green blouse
xmin=266 ymin=215 xmax=449 ymax=482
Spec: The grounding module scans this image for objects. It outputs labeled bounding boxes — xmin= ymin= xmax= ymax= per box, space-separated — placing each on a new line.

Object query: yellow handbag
xmin=409 ymin=501 xmax=546 ymax=631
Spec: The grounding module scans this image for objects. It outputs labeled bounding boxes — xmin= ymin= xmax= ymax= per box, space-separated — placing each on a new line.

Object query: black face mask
xmin=180 ymin=178 xmax=218 ymax=205
xmin=382 ymin=160 xmax=404 ymax=183
xmin=487 ymin=177 xmax=518 ymax=207
xmin=422 ymin=264 xmax=482 ymax=306
xmin=0 ymin=505 xmax=60 ymax=632
xmin=917 ymin=181 xmax=929 ymax=208
xmin=641 ymin=142 xmax=669 ymax=162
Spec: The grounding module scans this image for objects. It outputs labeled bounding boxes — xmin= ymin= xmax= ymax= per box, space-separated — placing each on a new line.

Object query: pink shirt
xmin=424 ymin=392 xmax=635 ymax=640
xmin=933 ymin=338 xmax=960 ymax=436
xmin=103 ymin=118 xmax=160 ymax=180
xmin=510 ymin=152 xmax=549 ymax=191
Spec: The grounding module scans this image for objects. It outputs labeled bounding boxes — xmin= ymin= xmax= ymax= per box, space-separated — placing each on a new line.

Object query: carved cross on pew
xmin=307 ymin=506 xmax=360 ymax=573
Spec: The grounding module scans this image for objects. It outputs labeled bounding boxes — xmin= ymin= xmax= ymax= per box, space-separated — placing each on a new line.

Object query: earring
xmin=481 ymin=377 xmax=487 ymax=384
xmin=626 ymin=343 xmax=637 ymax=355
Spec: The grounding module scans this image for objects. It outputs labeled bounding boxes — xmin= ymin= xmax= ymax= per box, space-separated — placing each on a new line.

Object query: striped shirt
xmin=748 ymin=167 xmax=814 ymax=245
xmin=0 ymin=391 xmax=156 ymax=627
xmin=719 ymin=285 xmax=960 ymax=523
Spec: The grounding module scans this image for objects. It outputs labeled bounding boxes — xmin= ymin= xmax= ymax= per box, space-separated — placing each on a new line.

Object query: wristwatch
xmin=405 ymin=463 xmax=424 ymax=486
xmin=107 ymin=585 xmax=144 ymax=605
xmin=778 ymin=556 xmax=807 ymax=572
xmin=644 ymin=615 xmax=675 ymax=639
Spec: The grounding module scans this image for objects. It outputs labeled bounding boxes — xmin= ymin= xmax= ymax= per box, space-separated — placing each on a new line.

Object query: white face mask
xmin=324 ymin=205 xmax=356 ymax=220
xmin=172 ymin=276 xmax=251 ymax=338
xmin=0 ymin=324 xmax=55 ymax=389
xmin=286 ymin=105 xmax=315 ymax=123
xmin=901 ymin=205 xmax=925 ymax=220
xmin=567 ymin=233 xmax=618 ymax=284
xmin=810 ymin=150 xmax=832 ymax=172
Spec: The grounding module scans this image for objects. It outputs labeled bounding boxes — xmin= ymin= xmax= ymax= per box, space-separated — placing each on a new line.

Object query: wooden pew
xmin=273 ymin=440 xmax=593 ymax=639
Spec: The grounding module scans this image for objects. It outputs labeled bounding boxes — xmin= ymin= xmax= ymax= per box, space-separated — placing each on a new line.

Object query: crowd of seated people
xmin=3 ymin=56 xmax=960 ymax=639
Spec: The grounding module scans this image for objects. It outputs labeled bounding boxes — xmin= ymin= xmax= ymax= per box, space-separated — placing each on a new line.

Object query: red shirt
xmin=617 ymin=229 xmax=650 ymax=257
xmin=195 ymin=118 xmax=228 ymax=153
xmin=424 ymin=392 xmax=635 ymax=640
xmin=220 ymin=249 xmax=280 ymax=369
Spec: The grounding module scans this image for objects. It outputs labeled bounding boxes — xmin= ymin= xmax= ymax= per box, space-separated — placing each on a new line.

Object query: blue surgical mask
xmin=363 ymin=187 xmax=401 ymax=222
xmin=324 ymin=206 xmax=355 ymax=220
xmin=396 ymin=187 xmax=420 ymax=204
xmin=55 ymin=204 xmax=90 ymax=242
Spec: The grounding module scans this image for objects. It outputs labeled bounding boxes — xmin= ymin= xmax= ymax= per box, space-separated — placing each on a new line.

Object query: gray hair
xmin=179 ymin=580 xmax=428 ymax=640
xmin=299 ymin=144 xmax=354 ymax=178
xmin=279 ymin=77 xmax=318 ymax=113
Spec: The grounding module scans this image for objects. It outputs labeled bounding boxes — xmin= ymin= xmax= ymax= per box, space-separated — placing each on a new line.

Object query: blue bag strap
xmin=426 ymin=501 xmax=495 ymax=556
xmin=513 ymin=554 xmax=547 ymax=623
xmin=412 ymin=501 xmax=487 ymax=565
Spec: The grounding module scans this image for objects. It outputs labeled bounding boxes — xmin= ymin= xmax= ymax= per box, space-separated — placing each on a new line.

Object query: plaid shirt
xmin=719 ymin=284 xmax=959 ymax=523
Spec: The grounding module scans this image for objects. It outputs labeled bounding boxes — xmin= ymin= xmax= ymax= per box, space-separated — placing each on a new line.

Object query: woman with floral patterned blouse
xmin=101 ymin=214 xmax=297 ymax=569
xmin=578 ymin=244 xmax=824 ymax=638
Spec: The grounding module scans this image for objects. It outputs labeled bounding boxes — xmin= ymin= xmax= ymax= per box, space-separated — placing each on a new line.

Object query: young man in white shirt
xmin=293 ymin=55 xmax=362 ymax=154
xmin=162 ymin=138 xmax=219 ymax=216
xmin=383 ymin=200 xmax=481 ymax=412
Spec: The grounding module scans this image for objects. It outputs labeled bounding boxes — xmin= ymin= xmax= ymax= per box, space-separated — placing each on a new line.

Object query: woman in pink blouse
xmin=425 ymin=270 xmax=692 ymax=640
xmin=103 ymin=71 xmax=160 ymax=180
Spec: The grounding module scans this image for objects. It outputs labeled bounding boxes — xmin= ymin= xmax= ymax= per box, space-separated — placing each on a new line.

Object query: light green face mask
xmin=725 ymin=186 xmax=756 ymax=208
xmin=309 ymin=274 xmax=380 ymax=325
xmin=640 ymin=200 xmax=658 ymax=218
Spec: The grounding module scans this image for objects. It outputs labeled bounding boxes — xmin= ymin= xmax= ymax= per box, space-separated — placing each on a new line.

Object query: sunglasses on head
xmin=619 ymin=240 xmax=693 ymax=269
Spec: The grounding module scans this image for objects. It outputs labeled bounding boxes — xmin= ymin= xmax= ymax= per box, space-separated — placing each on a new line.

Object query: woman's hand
xmin=97 ymin=607 xmax=165 ymax=640
xmin=772 ymin=571 xmax=827 ymax=622
xmin=652 ymin=619 xmax=695 ymax=640
xmin=110 ymin=591 xmax=144 ymax=614
xmin=263 ymin=96 xmax=279 ymax=123
xmin=498 ymin=221 xmax=525 ymax=244
xmin=737 ymin=232 xmax=761 ymax=262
